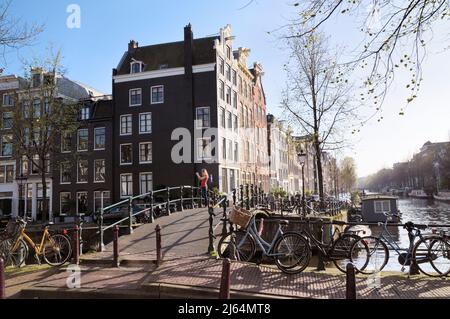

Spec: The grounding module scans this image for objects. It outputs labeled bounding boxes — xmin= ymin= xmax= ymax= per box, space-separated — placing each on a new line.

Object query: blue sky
xmin=3 ymin=0 xmax=450 ymax=177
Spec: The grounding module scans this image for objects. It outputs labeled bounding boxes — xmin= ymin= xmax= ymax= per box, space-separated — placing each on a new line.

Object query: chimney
xmin=128 ymin=40 xmax=138 ymax=51
xmin=184 ymin=23 xmax=193 ymax=77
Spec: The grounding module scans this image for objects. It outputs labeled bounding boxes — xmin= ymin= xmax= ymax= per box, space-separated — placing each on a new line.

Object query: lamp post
xmin=297 ymin=151 xmax=307 ymax=217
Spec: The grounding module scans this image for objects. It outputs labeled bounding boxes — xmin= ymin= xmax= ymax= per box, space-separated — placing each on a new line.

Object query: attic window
xmin=32 ymin=73 xmax=42 ymax=88
xmin=131 ymin=61 xmax=143 ymax=74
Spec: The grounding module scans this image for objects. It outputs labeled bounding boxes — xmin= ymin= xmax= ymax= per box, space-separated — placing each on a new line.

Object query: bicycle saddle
xmin=43 ymin=222 xmax=54 ymax=228
xmin=279 ymin=220 xmax=289 ymax=226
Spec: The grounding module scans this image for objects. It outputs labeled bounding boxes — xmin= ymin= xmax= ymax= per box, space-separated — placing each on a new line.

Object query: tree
xmin=340 ymin=157 xmax=357 ymax=193
xmin=275 ymin=1 xmax=450 ymax=112
xmin=281 ymin=30 xmax=356 ymax=207
xmin=0 ymin=0 xmax=43 ymax=66
xmin=11 ymin=51 xmax=80 ymax=222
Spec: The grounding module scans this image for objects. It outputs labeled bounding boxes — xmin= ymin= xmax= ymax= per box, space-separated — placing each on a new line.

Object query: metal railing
xmin=97 ymin=185 xmax=217 ymax=252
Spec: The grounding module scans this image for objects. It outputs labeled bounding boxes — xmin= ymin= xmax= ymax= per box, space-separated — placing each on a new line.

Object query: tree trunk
xmin=314 ymin=141 xmax=325 ymax=208
xmin=41 ymin=157 xmax=48 ymax=222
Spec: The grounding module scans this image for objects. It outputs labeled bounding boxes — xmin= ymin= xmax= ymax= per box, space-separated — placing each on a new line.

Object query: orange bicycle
xmin=0 ymin=217 xmax=72 ymax=267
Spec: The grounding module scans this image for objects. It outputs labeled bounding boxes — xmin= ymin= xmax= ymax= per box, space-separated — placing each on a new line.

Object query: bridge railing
xmin=97 ymin=185 xmax=218 ymax=252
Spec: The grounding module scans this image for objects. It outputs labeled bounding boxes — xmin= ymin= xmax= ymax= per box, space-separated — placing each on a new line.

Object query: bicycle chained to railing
xmin=0 ymin=217 xmax=72 ymax=267
xmin=348 ymin=213 xmax=450 ymax=278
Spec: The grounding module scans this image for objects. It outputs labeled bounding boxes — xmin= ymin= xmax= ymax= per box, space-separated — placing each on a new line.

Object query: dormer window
xmin=131 ymin=61 xmax=143 ymax=74
xmin=80 ymin=107 xmax=90 ymax=120
xmin=32 ymin=72 xmax=42 ymax=88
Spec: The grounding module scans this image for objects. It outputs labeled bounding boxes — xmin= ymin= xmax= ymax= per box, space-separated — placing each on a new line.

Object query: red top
xmin=200 ymin=174 xmax=209 ymax=188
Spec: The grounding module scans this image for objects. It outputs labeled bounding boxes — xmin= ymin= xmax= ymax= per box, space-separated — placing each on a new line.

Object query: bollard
xmin=410 ymin=261 xmax=420 ymax=276
xmin=113 ymin=225 xmax=120 ymax=268
xmin=346 ymin=263 xmax=357 ymax=299
xmin=73 ymin=225 xmax=80 ymax=265
xmin=155 ymin=225 xmax=162 ymax=267
xmin=98 ymin=213 xmax=105 ymax=252
xmin=0 ymin=258 xmax=5 ymax=299
xmin=219 ymin=258 xmax=231 ymax=299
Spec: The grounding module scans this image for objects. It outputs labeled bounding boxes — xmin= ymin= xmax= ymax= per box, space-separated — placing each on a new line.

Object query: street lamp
xmin=297 ymin=150 xmax=307 ymax=217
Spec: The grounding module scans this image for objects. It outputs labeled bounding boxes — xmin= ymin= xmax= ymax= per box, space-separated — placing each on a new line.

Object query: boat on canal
xmin=409 ymin=189 xmax=432 ymax=199
xmin=348 ymin=195 xmax=401 ymax=223
xmin=434 ymin=191 xmax=450 ymax=203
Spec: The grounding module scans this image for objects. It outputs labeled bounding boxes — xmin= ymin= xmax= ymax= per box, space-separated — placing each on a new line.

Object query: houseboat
xmin=360 ymin=195 xmax=401 ymax=223
xmin=409 ymin=189 xmax=431 ymax=199
xmin=434 ymin=191 xmax=450 ymax=203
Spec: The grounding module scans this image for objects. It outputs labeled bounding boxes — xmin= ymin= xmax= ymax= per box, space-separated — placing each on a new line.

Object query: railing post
xmin=250 ymin=184 xmax=254 ymax=208
xmin=316 ymin=220 xmax=326 ymax=271
xmin=208 ymin=206 xmax=216 ymax=255
xmin=245 ymin=184 xmax=250 ymax=211
xmin=0 ymin=258 xmax=5 ymax=300
xmin=149 ymin=191 xmax=155 ymax=223
xmin=155 ymin=225 xmax=162 ymax=267
xmin=128 ymin=197 xmax=134 ymax=235
xmin=191 ymin=187 xmax=195 ymax=209
xmin=346 ymin=263 xmax=357 ymax=299
xmin=240 ymin=185 xmax=244 ymax=207
xmin=73 ymin=225 xmax=80 ymax=265
xmin=219 ymin=258 xmax=231 ymax=299
xmin=113 ymin=225 xmax=120 ymax=268
xmin=98 ymin=210 xmax=105 ymax=252
xmin=166 ymin=187 xmax=171 ymax=216
xmin=180 ymin=186 xmax=184 ymax=212
xmin=232 ymin=189 xmax=237 ymax=206
xmin=221 ymin=196 xmax=228 ymax=237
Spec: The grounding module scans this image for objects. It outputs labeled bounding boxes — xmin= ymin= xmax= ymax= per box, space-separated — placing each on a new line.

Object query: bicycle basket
xmin=4 ymin=220 xmax=22 ymax=238
xmin=229 ymin=208 xmax=252 ymax=229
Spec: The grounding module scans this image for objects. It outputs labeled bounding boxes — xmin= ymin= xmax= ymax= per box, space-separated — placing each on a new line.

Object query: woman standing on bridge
xmin=196 ymin=169 xmax=209 ymax=208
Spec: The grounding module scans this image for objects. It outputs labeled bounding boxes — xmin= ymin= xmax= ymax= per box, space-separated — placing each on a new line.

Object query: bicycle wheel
xmin=43 ymin=234 xmax=72 ymax=266
xmin=217 ymin=231 xmax=256 ymax=262
xmin=413 ymin=236 xmax=450 ymax=277
xmin=0 ymin=238 xmax=28 ymax=267
xmin=273 ymin=232 xmax=311 ymax=275
xmin=330 ymin=234 xmax=365 ymax=274
xmin=350 ymin=236 xmax=389 ymax=274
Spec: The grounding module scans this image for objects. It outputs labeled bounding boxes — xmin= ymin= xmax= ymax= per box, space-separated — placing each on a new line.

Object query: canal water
xmin=369 ymin=198 xmax=450 ymax=272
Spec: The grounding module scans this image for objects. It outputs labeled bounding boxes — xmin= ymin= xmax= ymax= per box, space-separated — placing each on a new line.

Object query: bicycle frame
xmin=301 ymin=223 xmax=342 ymax=258
xmin=13 ymin=226 xmax=53 ymax=256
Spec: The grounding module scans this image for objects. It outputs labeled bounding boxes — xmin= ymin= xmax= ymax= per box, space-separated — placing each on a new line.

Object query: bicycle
xmin=350 ymin=215 xmax=450 ymax=277
xmin=0 ymin=217 xmax=72 ymax=267
xmin=217 ymin=209 xmax=311 ymax=274
xmin=297 ymin=219 xmax=368 ymax=274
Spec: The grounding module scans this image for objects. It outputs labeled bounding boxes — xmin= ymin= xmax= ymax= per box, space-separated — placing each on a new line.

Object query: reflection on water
xmin=369 ymin=198 xmax=450 ymax=271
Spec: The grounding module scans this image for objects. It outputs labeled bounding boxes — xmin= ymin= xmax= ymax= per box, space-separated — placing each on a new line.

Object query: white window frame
xmin=2 ymin=111 xmax=13 ymax=130
xmin=195 ymin=107 xmax=210 ymax=129
xmin=120 ymin=143 xmax=133 ymax=166
xmin=61 ymin=131 xmax=72 ymax=153
xmin=139 ymin=172 xmax=153 ymax=195
xmin=139 ymin=112 xmax=152 ymax=135
xmin=139 ymin=142 xmax=153 ymax=164
xmin=77 ymin=129 xmax=89 ymax=152
xmin=80 ymin=107 xmax=90 ymax=120
xmin=60 ymin=162 xmax=71 ymax=185
xmin=94 ymin=159 xmax=106 ymax=183
xmin=60 ymin=192 xmax=72 ymax=216
xmin=94 ymin=127 xmax=106 ymax=150
xmin=94 ymin=191 xmax=110 ymax=213
xmin=120 ymin=114 xmax=132 ymax=136
xmin=77 ymin=159 xmax=89 ymax=184
xmin=130 ymin=61 xmax=143 ymax=74
xmin=76 ymin=191 xmax=88 ymax=216
xmin=374 ymin=200 xmax=391 ymax=214
xmin=129 ymin=88 xmax=142 ymax=107
xmin=2 ymin=94 xmax=13 ymax=107
xmin=196 ymin=137 xmax=212 ymax=161
xmin=150 ymin=85 xmax=164 ymax=104
xmin=120 ymin=173 xmax=133 ymax=198
xmin=0 ymin=135 xmax=13 ymax=158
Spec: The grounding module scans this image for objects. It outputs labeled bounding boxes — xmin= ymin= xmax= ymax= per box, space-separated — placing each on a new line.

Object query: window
xmin=238 ymin=76 xmax=243 ymax=93
xmin=140 ymin=173 xmax=153 ymax=194
xmin=120 ymin=114 xmax=132 ymax=136
xmin=151 ymin=85 xmax=164 ymax=104
xmin=77 ymin=160 xmax=88 ymax=183
xmin=139 ymin=142 xmax=152 ymax=164
xmin=219 ymin=107 xmax=225 ymax=128
xmin=197 ymin=138 xmax=212 ymax=161
xmin=228 ymin=140 xmax=233 ymax=161
xmin=232 ymin=70 xmax=237 ymax=86
xmin=32 ymin=73 xmax=42 ymax=87
xmin=227 ymin=111 xmax=232 ymax=129
xmin=77 ymin=129 xmax=88 ymax=151
xmin=120 ymin=174 xmax=133 ymax=197
xmin=195 ymin=107 xmax=210 ymax=129
xmin=44 ymin=99 xmax=50 ymax=114
xmin=22 ymin=100 xmax=30 ymax=118
xmin=226 ymin=64 xmax=231 ymax=81
xmin=1 ymin=135 xmax=12 ymax=157
xmin=31 ymin=154 xmax=40 ymax=175
xmin=80 ymin=107 xmax=90 ymax=120
xmin=222 ymin=138 xmax=227 ymax=160
xmin=219 ymin=80 xmax=225 ymax=101
xmin=94 ymin=159 xmax=106 ymax=183
xmin=226 ymin=45 xmax=231 ymax=59
xmin=233 ymin=115 xmax=238 ymax=133
xmin=234 ymin=142 xmax=239 ymax=162
xmin=33 ymin=99 xmax=41 ymax=118
xmin=60 ymin=162 xmax=71 ymax=184
xmin=2 ymin=112 xmax=12 ymax=129
xmin=226 ymin=86 xmax=231 ymax=104
xmin=139 ymin=113 xmax=152 ymax=134
xmin=94 ymin=127 xmax=106 ymax=150
xmin=77 ymin=192 xmax=88 ymax=215
xmin=20 ymin=156 xmax=28 ymax=176
xmin=232 ymin=91 xmax=237 ymax=109
xmin=94 ymin=191 xmax=111 ymax=213
xmin=0 ymin=165 xmax=14 ymax=184
xmin=219 ymin=57 xmax=224 ymax=75
xmin=120 ymin=144 xmax=132 ymax=165
xmin=2 ymin=94 xmax=13 ymax=107
xmin=60 ymin=192 xmax=72 ymax=216
xmin=61 ymin=131 xmax=72 ymax=153
xmin=131 ymin=61 xmax=143 ymax=74
xmin=129 ymin=88 xmax=142 ymax=106
xmin=374 ymin=201 xmax=391 ymax=213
